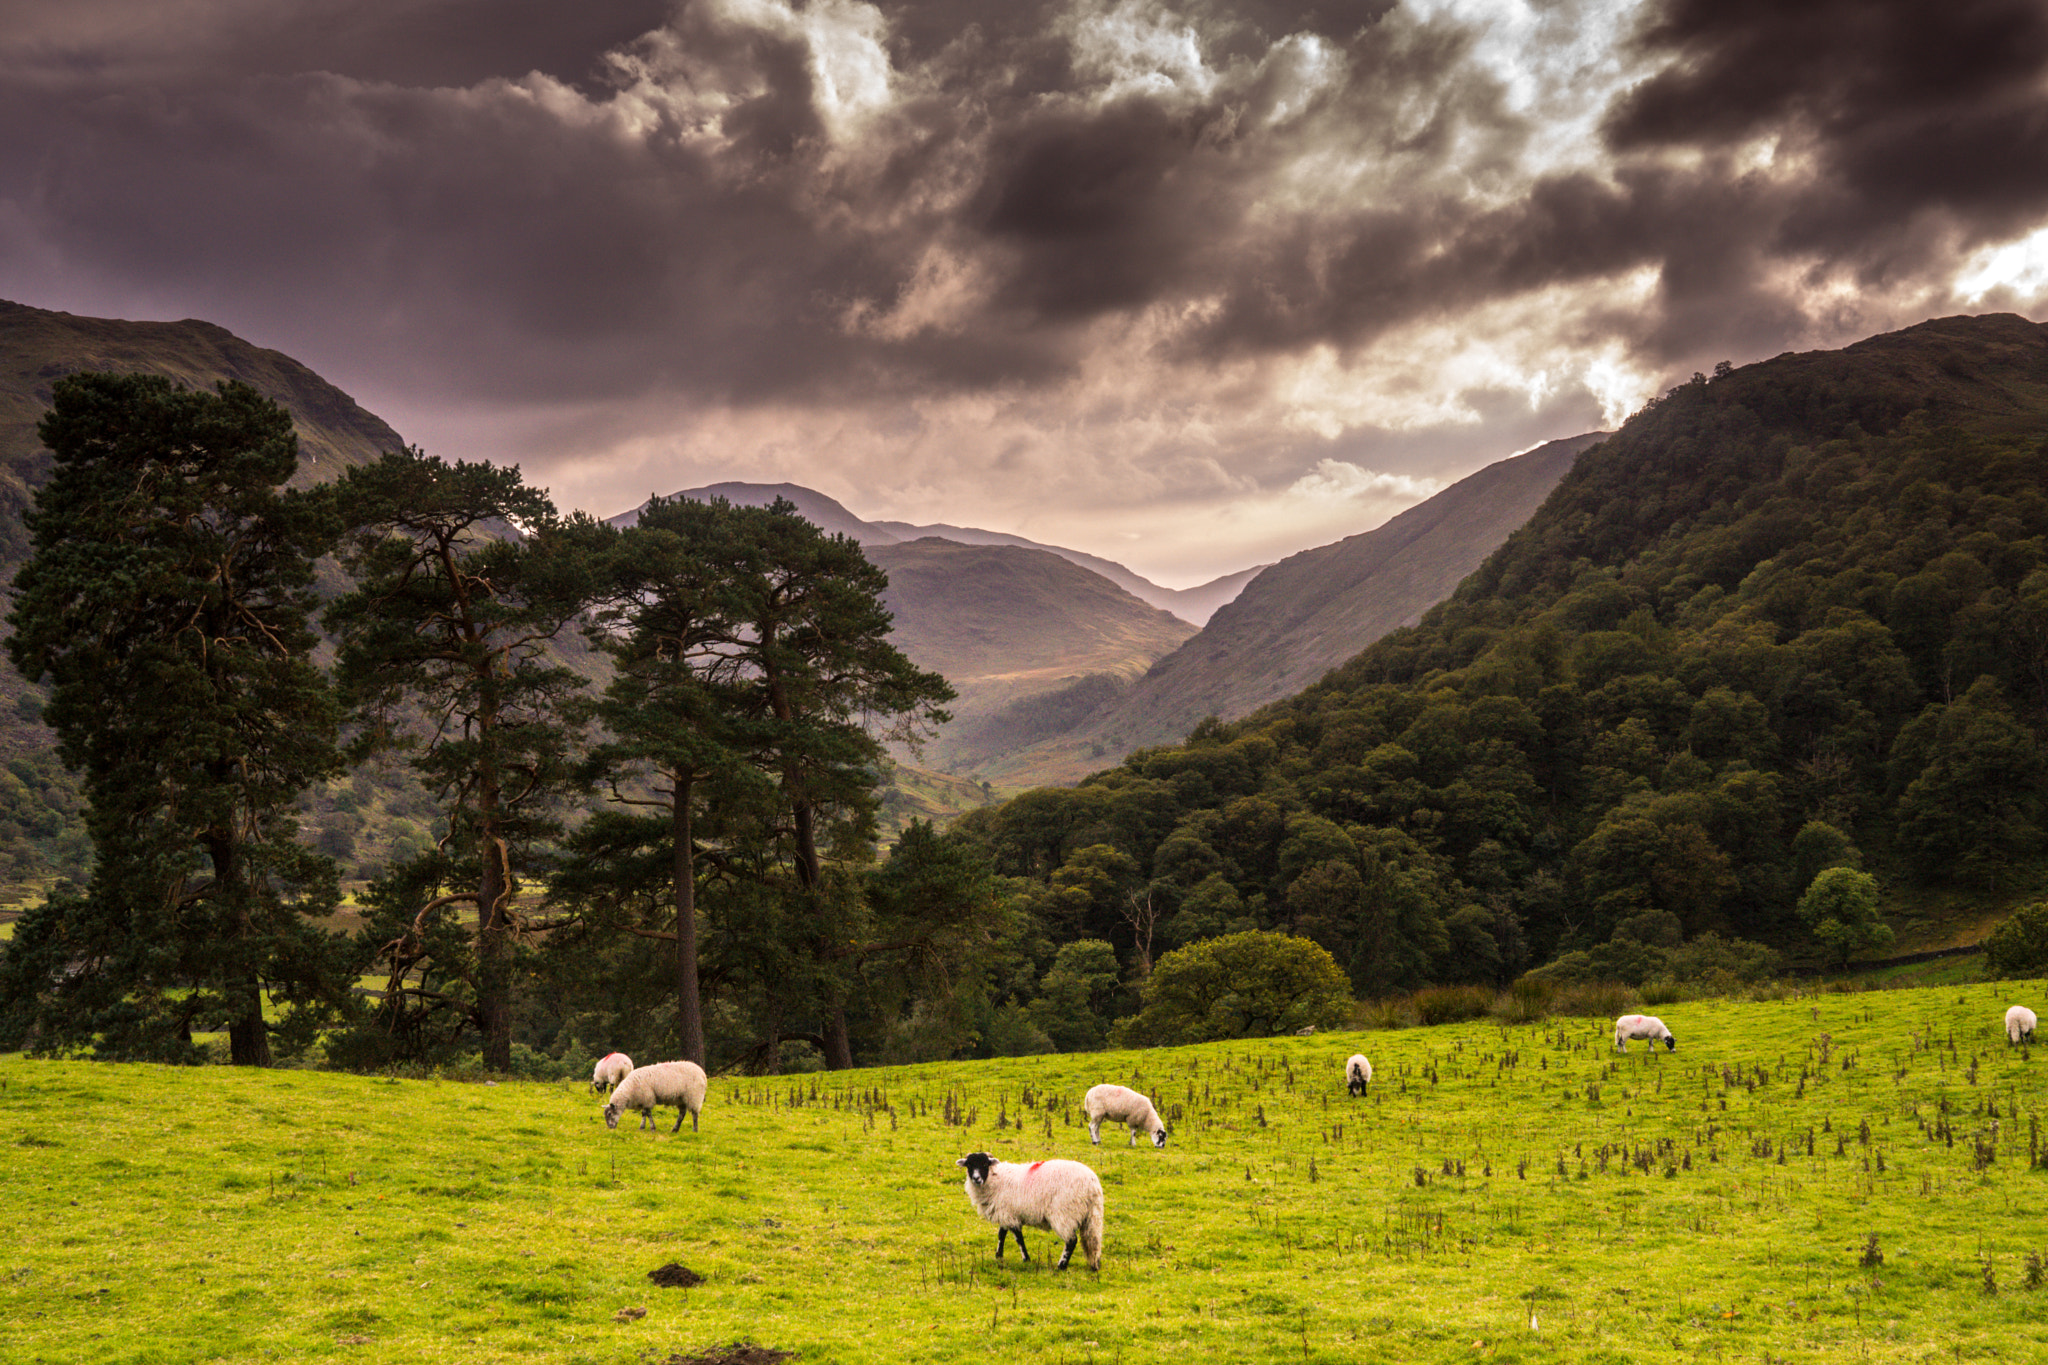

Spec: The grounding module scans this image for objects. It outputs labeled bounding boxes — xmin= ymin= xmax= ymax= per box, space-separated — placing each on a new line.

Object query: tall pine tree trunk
xmin=228 ymin=986 xmax=272 ymax=1067
xmin=673 ymin=770 xmax=705 ymax=1065
xmin=477 ymin=831 xmax=513 ymax=1072
xmin=209 ymin=828 xmax=272 ymax=1067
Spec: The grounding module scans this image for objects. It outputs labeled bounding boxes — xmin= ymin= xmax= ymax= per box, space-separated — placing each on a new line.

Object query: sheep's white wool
xmin=591 ymin=1051 xmax=634 ymax=1093
xmin=604 ymin=1060 xmax=708 ymax=1133
xmin=956 ymin=1152 xmax=1104 ymax=1271
xmin=1613 ymin=1014 xmax=1676 ymax=1052
xmin=2007 ymin=1005 xmax=2038 ymax=1045
xmin=1084 ymin=1083 xmax=1167 ymax=1148
xmin=1345 ymin=1054 xmax=1372 ymax=1097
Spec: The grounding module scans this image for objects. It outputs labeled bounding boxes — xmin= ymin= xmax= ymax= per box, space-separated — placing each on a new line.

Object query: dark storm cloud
xmin=3 ymin=0 xmax=2046 ymax=577
xmin=1605 ymin=0 xmax=2048 ymax=305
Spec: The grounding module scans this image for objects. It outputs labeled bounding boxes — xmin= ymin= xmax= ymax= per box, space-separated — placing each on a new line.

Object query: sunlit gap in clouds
xmin=1956 ymin=226 xmax=2048 ymax=308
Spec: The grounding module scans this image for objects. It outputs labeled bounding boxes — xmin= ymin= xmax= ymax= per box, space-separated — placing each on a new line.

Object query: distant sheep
xmin=591 ymin=1052 xmax=634 ymax=1094
xmin=1345 ymin=1054 xmax=1372 ymax=1098
xmin=1084 ymin=1083 xmax=1167 ymax=1148
xmin=2007 ymin=1005 xmax=2038 ymax=1045
xmin=956 ymin=1152 xmax=1103 ymax=1271
xmin=603 ymin=1060 xmax=708 ymax=1133
xmin=1614 ymin=1014 xmax=1676 ymax=1052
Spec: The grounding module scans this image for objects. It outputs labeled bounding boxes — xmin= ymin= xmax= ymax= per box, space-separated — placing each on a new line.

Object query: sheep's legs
xmin=1057 ymin=1237 xmax=1077 ymax=1270
xmin=997 ymin=1228 xmax=1030 ymax=1262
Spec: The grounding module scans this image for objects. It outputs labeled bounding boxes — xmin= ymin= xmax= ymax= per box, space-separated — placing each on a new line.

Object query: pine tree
xmin=325 ymin=449 xmax=593 ymax=1071
xmin=2 ymin=373 xmax=356 ymax=1063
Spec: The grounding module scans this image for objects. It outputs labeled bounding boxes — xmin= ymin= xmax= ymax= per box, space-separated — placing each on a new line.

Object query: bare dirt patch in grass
xmin=647 ymin=1261 xmax=704 ymax=1287
xmin=658 ymin=1345 xmax=791 ymax=1365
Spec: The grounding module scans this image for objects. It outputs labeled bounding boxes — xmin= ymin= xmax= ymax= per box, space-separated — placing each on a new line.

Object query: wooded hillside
xmin=954 ymin=314 xmax=2048 ymax=992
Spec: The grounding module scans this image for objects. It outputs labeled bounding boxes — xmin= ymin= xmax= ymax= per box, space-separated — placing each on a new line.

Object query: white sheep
xmin=1345 ymin=1053 xmax=1372 ymax=1098
xmin=956 ymin=1152 xmax=1104 ymax=1271
xmin=603 ymin=1060 xmax=708 ymax=1133
xmin=2006 ymin=1005 xmax=2037 ymax=1045
xmin=1614 ymin=1013 xmax=1676 ymax=1052
xmin=591 ymin=1051 xmax=634 ymax=1094
xmin=1083 ymin=1083 xmax=1167 ymax=1148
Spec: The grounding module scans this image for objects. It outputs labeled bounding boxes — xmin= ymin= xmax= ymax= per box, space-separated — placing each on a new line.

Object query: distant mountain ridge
xmin=861 ymin=538 xmax=1196 ymax=770
xmin=609 ymin=481 xmax=1259 ymax=626
xmin=975 ymin=433 xmax=1606 ymax=784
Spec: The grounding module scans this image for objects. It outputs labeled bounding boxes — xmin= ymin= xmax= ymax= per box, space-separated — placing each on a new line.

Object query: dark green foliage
xmin=0 ymin=373 xmax=360 ymax=1062
xmin=1984 ymin=900 xmax=2048 ymax=977
xmin=324 ymin=448 xmax=595 ymax=1071
xmin=1795 ymin=867 xmax=1894 ymax=966
xmin=961 ymin=315 xmax=2048 ymax=988
xmin=1115 ymin=930 xmax=1350 ymax=1044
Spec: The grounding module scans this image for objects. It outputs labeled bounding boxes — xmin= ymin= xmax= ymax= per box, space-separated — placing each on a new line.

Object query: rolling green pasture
xmin=5 ymin=981 xmax=2048 ymax=1363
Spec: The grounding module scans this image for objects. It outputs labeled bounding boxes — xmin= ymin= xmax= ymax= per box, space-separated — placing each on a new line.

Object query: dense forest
xmin=6 ymin=313 xmax=2048 ymax=1074
xmin=939 ymin=314 xmax=2048 ymax=1038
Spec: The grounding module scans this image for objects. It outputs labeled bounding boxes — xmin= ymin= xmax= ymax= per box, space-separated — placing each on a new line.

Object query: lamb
xmin=1083 ymin=1083 xmax=1167 ymax=1148
xmin=603 ymin=1060 xmax=708 ymax=1133
xmin=1613 ymin=1013 xmax=1676 ymax=1052
xmin=2007 ymin=1005 xmax=2038 ymax=1045
xmin=1345 ymin=1053 xmax=1372 ymax=1098
xmin=591 ymin=1051 xmax=634 ymax=1094
xmin=956 ymin=1152 xmax=1103 ymax=1271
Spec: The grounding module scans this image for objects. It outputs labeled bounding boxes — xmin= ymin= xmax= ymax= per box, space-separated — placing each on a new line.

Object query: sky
xmin=4 ymin=0 xmax=2048 ymax=587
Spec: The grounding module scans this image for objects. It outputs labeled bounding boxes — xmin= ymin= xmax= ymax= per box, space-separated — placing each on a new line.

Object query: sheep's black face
xmin=603 ymin=1103 xmax=622 ymax=1130
xmin=1664 ymin=1036 xmax=1677 ymax=1051
xmin=1150 ymin=1128 xmax=1168 ymax=1149
xmin=956 ymin=1152 xmax=996 ymax=1185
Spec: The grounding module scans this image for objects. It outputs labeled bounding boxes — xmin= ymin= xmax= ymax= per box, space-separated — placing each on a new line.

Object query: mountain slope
xmin=867 ymin=518 xmax=1264 ymax=625
xmin=862 ymin=538 xmax=1196 ymax=767
xmin=981 ymin=432 xmax=1603 ymax=783
xmin=613 ymin=481 xmax=1255 ymax=624
xmin=0 ymin=300 xmax=405 ymax=552
xmin=954 ymin=311 xmax=2048 ymax=991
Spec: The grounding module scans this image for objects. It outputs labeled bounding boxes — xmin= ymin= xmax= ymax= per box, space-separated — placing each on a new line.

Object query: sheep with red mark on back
xmin=591 ymin=1051 xmax=633 ymax=1094
xmin=1614 ymin=1014 xmax=1676 ymax=1052
xmin=956 ymin=1152 xmax=1104 ymax=1271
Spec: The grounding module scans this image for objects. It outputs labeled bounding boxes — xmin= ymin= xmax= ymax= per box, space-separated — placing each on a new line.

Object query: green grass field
xmin=5 ymin=979 xmax=2048 ymax=1363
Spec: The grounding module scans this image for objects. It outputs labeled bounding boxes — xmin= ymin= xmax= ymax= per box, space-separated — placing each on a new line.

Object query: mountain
xmin=953 ymin=311 xmax=2048 ymax=990
xmin=0 ymin=300 xmax=404 ymax=541
xmin=975 ymin=432 xmax=1604 ymax=784
xmin=866 ymin=519 xmax=1265 ymax=626
xmin=861 ymin=538 xmax=1196 ymax=769
xmin=611 ymin=481 xmax=1255 ymax=625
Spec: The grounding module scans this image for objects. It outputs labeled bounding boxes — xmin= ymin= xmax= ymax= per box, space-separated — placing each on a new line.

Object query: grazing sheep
xmin=1345 ymin=1054 xmax=1372 ymax=1098
xmin=603 ymin=1060 xmax=708 ymax=1133
xmin=1613 ymin=1014 xmax=1676 ymax=1052
xmin=2007 ymin=1005 xmax=2038 ymax=1045
xmin=591 ymin=1051 xmax=634 ymax=1094
xmin=956 ymin=1152 xmax=1103 ymax=1271
xmin=1084 ymin=1083 xmax=1167 ymax=1148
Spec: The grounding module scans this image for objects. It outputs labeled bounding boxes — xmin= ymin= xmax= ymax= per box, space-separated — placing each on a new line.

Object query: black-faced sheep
xmin=2007 ymin=1005 xmax=2038 ymax=1045
xmin=603 ymin=1060 xmax=708 ymax=1133
xmin=1083 ymin=1083 xmax=1167 ymax=1148
xmin=956 ymin=1152 xmax=1104 ymax=1271
xmin=591 ymin=1051 xmax=634 ymax=1094
xmin=1614 ymin=1013 xmax=1676 ymax=1052
xmin=1345 ymin=1053 xmax=1372 ymax=1097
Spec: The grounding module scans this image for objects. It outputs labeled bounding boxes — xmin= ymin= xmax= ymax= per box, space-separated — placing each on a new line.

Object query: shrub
xmin=1984 ymin=900 xmax=2048 ymax=978
xmin=1638 ymin=977 xmax=1688 ymax=1007
xmin=1411 ymin=984 xmax=1494 ymax=1025
xmin=1547 ymin=980 xmax=1636 ymax=1019
xmin=1115 ymin=931 xmax=1351 ymax=1045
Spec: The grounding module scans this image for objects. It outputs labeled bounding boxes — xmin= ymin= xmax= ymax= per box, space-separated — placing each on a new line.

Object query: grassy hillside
xmin=6 ymin=979 xmax=2047 ymax=1363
